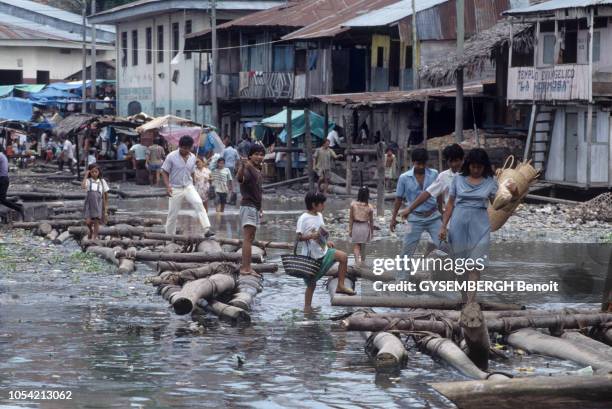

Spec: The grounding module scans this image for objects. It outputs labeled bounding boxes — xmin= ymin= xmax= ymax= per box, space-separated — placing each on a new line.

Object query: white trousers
xmin=166 ymin=184 xmax=211 ymax=235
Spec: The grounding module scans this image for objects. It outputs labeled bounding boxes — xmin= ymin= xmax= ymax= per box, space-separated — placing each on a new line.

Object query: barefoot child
xmin=194 ymin=158 xmax=211 ymax=212
xmin=82 ymin=164 xmax=109 ymax=240
xmin=211 ymin=157 xmax=232 ymax=213
xmin=349 ymin=187 xmax=373 ymax=265
xmin=237 ymin=144 xmax=265 ymax=276
xmin=297 ymin=192 xmax=355 ymax=312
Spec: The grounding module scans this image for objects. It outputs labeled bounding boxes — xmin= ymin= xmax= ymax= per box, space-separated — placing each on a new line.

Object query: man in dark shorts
xmin=236 ymin=144 xmax=265 ymax=276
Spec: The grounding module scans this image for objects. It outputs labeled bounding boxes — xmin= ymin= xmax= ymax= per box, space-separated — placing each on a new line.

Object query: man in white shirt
xmin=399 ymin=143 xmax=464 ymax=217
xmin=59 ymin=137 xmax=75 ymax=173
xmin=326 ymin=126 xmax=341 ymax=148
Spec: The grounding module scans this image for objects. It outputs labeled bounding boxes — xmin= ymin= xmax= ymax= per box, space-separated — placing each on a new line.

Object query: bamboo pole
xmin=344 ymin=115 xmax=352 ymax=194
xmin=285 ymin=107 xmax=293 ymax=181
xmin=68 ymin=225 xmax=168 ymax=238
xmin=376 ymin=142 xmax=385 ymax=217
xmin=81 ymin=238 xmax=167 ymax=248
xmin=305 ymin=109 xmax=315 ymax=192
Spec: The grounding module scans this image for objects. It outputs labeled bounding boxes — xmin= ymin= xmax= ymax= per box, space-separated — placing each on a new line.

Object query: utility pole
xmin=211 ymin=0 xmax=218 ymax=128
xmin=455 ymin=0 xmax=464 ymax=142
xmin=411 ymin=0 xmax=418 ymax=89
xmin=81 ymin=0 xmax=87 ymax=113
xmin=91 ymin=0 xmax=97 ymax=113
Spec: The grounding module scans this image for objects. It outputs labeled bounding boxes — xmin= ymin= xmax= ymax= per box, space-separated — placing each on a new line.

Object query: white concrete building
xmin=89 ymin=0 xmax=283 ymax=122
xmin=0 ymin=0 xmax=115 ymax=84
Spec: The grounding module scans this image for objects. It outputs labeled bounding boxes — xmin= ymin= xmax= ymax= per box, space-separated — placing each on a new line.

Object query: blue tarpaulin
xmin=0 ymin=97 xmax=33 ymax=121
xmin=29 ymin=88 xmax=75 ymax=100
xmin=49 ymin=80 xmax=116 ymax=91
xmin=0 ymin=85 xmax=14 ymax=98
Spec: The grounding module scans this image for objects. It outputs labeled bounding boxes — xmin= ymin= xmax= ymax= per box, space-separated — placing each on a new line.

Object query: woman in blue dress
xmin=439 ymin=148 xmax=517 ymax=302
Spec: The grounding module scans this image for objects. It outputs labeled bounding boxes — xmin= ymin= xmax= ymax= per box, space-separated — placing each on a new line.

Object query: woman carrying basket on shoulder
xmin=296 ymin=192 xmax=355 ymax=313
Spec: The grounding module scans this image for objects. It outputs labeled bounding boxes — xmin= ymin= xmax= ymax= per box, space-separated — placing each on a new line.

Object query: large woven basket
xmin=281 ymin=241 xmax=321 ymax=280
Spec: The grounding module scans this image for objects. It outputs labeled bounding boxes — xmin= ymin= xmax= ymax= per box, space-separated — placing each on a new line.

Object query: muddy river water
xmin=0 ymin=197 xmax=609 ymax=408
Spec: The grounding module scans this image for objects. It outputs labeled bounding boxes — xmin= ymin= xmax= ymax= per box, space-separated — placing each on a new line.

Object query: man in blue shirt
xmin=116 ymin=138 xmax=128 ymax=160
xmin=390 ymin=148 xmax=442 ymax=257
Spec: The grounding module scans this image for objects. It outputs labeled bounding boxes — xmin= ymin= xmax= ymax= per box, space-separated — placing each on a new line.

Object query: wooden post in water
xmin=305 ymin=109 xmax=315 ymax=192
xmin=344 ymin=115 xmax=352 ymax=194
xmin=285 ymin=108 xmax=293 ymax=181
xmin=376 ymin=141 xmax=385 ymax=217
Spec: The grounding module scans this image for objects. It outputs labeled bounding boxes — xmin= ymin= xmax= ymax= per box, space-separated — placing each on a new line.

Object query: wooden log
xmin=7 ymin=191 xmax=87 ymax=201
xmin=53 ymin=231 xmax=72 ymax=245
xmin=38 ymin=222 xmax=53 ymax=236
xmin=460 ymin=302 xmax=490 ymax=371
xmin=236 ymin=246 xmax=265 ymax=258
xmin=432 ymin=375 xmax=612 ymax=409
xmin=507 ymin=328 xmax=612 ymax=372
xmin=342 ymin=313 xmax=612 ymax=334
xmin=81 ymin=238 xmax=167 ymax=249
xmin=215 ymin=237 xmax=293 ymax=250
xmin=12 ymin=217 xmax=163 ymax=229
xmin=365 ymin=332 xmax=409 ymax=371
xmin=418 ymin=335 xmax=509 ymax=380
xmin=117 ymin=247 xmax=136 ymax=274
xmin=150 ymin=261 xmax=278 ymax=274
xmin=229 ymin=275 xmax=264 ymax=311
xmin=359 ymin=307 xmax=601 ymax=321
xmin=68 ymin=225 xmax=168 ymax=238
xmin=115 ymin=250 xmax=263 ymax=264
xmin=202 ymin=299 xmax=251 ymax=325
xmin=262 ymin=176 xmax=308 ymax=190
xmin=332 ymin=296 xmax=523 ymax=311
xmin=170 ymin=273 xmax=237 ymax=315
xmin=148 ymin=263 xmax=237 ymax=286
xmin=560 ymin=331 xmax=612 ymax=360
xmin=326 ymin=264 xmax=396 ymax=282
xmin=376 ymin=142 xmax=385 ymax=217
xmin=197 ymin=239 xmax=223 ymax=254
xmin=46 ymin=229 xmax=59 ymax=242
xmin=85 ymin=246 xmax=119 ymax=266
xmin=159 ymin=284 xmax=182 ymax=303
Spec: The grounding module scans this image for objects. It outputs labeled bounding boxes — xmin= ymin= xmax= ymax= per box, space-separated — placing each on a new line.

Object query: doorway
xmin=0 ymin=69 xmax=23 ymax=85
xmin=564 ymin=113 xmax=578 ymax=182
xmin=127 ymin=101 xmax=142 ymax=116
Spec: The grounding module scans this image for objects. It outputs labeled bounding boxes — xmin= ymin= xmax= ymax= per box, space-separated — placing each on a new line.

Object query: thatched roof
xmin=420 ymin=20 xmax=533 ymax=87
xmin=54 ymin=114 xmax=142 ymax=137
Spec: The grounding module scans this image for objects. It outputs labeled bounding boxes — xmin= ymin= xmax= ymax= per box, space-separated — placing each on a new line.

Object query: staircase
xmin=524 ymin=104 xmax=556 ymax=174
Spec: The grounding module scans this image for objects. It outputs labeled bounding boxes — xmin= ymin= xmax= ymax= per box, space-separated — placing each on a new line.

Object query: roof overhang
xmin=89 ymin=0 xmax=282 ymax=24
xmin=0 ymin=39 xmax=115 ymax=49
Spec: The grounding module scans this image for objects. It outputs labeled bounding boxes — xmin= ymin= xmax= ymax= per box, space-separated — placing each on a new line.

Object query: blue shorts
xmin=147 ymin=164 xmax=162 ymax=171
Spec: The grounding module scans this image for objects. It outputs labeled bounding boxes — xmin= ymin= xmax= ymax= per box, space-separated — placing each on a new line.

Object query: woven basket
xmin=281 ymin=241 xmax=321 ymax=280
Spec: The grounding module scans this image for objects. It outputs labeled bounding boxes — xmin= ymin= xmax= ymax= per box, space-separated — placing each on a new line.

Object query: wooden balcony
xmin=199 ymin=72 xmax=296 ymax=104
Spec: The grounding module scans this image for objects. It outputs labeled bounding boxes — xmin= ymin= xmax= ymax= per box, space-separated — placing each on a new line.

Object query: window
xmin=132 ymin=29 xmax=138 ymax=66
xmin=405 ymin=46 xmax=413 ymax=69
xmin=185 ymin=20 xmax=192 ymax=60
xmin=176 ymin=109 xmax=182 ymax=117
xmin=121 ymin=31 xmax=127 ymax=67
xmin=60 ymin=48 xmax=71 ymax=54
xmin=36 ymin=70 xmax=49 ymax=84
xmin=593 ymin=31 xmax=601 ymax=62
xmin=542 ymin=34 xmax=556 ymax=65
xmin=272 ymin=45 xmax=294 ymax=72
xmin=146 ymin=27 xmax=152 ymax=64
xmin=155 ymin=107 xmax=165 ymax=116
xmin=376 ymin=47 xmax=384 ymax=68
xmin=157 ymin=25 xmax=164 ymax=63
xmin=172 ymin=22 xmax=179 ymax=58
xmin=184 ymin=109 xmax=191 ymax=119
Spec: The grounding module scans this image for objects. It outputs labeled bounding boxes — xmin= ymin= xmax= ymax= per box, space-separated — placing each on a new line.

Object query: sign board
xmin=507 ymin=65 xmax=590 ymax=101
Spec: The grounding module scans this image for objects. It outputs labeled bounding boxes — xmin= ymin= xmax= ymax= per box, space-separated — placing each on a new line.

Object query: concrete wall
xmin=116 ymin=10 xmax=218 ymax=122
xmin=0 ymin=45 xmax=114 ymax=81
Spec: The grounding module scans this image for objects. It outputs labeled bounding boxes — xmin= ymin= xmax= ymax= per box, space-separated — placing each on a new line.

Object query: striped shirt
xmin=211 ymin=167 xmax=232 ymax=193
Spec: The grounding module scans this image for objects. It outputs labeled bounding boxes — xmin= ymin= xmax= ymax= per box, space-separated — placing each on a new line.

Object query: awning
xmin=261 ymin=109 xmax=333 ymax=142
xmin=15 ymin=84 xmax=46 ymax=93
xmin=0 ymin=97 xmax=33 ymax=121
xmin=0 ymin=85 xmax=14 ymax=98
xmin=29 ymin=88 xmax=76 ymax=100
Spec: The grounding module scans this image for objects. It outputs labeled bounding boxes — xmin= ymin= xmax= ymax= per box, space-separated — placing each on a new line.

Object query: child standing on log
xmin=236 ymin=144 xmax=265 ymax=277
xmin=81 ymin=164 xmax=109 ymax=240
xmin=298 ymin=192 xmax=355 ymax=313
xmin=349 ymin=187 xmax=374 ymax=266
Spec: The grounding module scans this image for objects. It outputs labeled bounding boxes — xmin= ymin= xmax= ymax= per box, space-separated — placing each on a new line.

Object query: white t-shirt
xmin=426 ymin=169 xmax=458 ymax=204
xmin=326 ymin=130 xmax=340 ymax=147
xmin=296 ymin=212 xmax=328 ymax=259
xmin=63 ymin=140 xmax=74 ymax=159
xmin=86 ymin=178 xmax=110 ymax=193
xmin=87 ymin=155 xmax=97 ymax=166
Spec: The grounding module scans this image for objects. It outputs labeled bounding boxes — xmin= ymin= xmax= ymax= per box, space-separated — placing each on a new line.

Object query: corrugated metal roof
xmin=0 ymin=11 xmax=113 ymax=44
xmin=281 ymin=0 xmax=399 ymax=40
xmin=186 ymin=0 xmax=367 ymax=40
xmin=0 ymin=0 xmax=115 ymax=33
xmin=315 ymin=82 xmax=488 ymax=107
xmin=342 ymin=0 xmax=447 ymax=27
xmin=505 ymin=0 xmax=612 ymax=15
